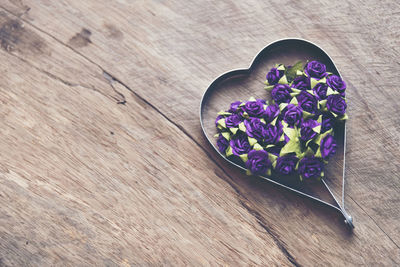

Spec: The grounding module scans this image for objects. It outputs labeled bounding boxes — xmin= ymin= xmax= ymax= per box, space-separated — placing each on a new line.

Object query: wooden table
xmin=0 ymin=0 xmax=399 ymax=265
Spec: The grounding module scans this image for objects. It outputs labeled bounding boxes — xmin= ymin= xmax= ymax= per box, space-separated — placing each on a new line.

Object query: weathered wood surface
xmin=0 ymin=0 xmax=399 ymax=265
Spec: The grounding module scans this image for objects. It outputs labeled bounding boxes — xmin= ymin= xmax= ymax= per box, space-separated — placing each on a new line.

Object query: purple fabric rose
xmin=297 ymin=91 xmax=318 ymax=114
xmin=292 ymin=75 xmax=310 ymax=91
xmin=327 ymin=94 xmax=347 ymax=116
xmin=263 ymin=123 xmax=282 ymax=145
xmin=276 ymin=155 xmax=299 ymax=175
xmin=244 ymin=118 xmax=267 ymax=141
xmin=313 ymin=83 xmax=328 ymax=100
xmin=215 ymin=115 xmax=223 ymax=127
xmin=225 ymin=114 xmax=242 ymax=128
xmin=271 ymin=84 xmax=292 ymax=104
xmin=228 ymin=101 xmax=242 ymax=113
xmin=320 ymin=134 xmax=337 ymax=159
xmin=243 ymin=99 xmax=265 ymax=117
xmin=266 ymin=67 xmax=284 ymax=85
xmin=282 ymin=104 xmax=303 ymax=126
xmin=300 ymin=119 xmax=319 ymax=141
xmin=327 ymin=75 xmax=346 ymax=96
xmin=264 ymin=104 xmax=280 ymax=123
xmin=216 ymin=135 xmax=229 ymax=153
xmin=245 ymin=150 xmax=271 ymax=175
xmin=230 ymin=133 xmax=251 ymax=156
xmin=298 ymin=156 xmax=324 ymax=179
xmin=305 ymin=61 xmax=327 ymax=79
xmin=321 ymin=114 xmax=334 ymax=133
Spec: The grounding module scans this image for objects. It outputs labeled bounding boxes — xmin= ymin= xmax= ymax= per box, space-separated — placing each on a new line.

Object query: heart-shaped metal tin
xmin=200 ymin=38 xmax=353 ymax=229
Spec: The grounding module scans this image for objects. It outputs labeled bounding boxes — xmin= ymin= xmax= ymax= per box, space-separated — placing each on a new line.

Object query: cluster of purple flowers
xmin=215 ymin=61 xmax=347 ymax=181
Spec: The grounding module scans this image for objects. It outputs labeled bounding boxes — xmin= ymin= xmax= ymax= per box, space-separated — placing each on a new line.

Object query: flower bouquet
xmin=214 ymin=61 xmax=347 ymax=181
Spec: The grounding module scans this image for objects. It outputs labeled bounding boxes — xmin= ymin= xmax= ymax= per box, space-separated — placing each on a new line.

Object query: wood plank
xmin=0 ymin=0 xmax=400 ymax=265
xmin=0 ymin=22 xmax=293 ymax=266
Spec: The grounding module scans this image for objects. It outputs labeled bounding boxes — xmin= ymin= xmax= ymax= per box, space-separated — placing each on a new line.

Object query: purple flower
xmin=327 ymin=94 xmax=347 ymax=116
xmin=300 ymin=119 xmax=319 ymax=142
xmin=245 ymin=150 xmax=271 ymax=175
xmin=305 ymin=61 xmax=327 ymax=79
xmin=298 ymin=156 xmax=324 ymax=179
xmin=266 ymin=67 xmax=284 ymax=85
xmin=271 ymin=84 xmax=292 ymax=104
xmin=228 ymin=101 xmax=242 ymax=113
xmin=313 ymin=83 xmax=328 ymax=100
xmin=244 ymin=118 xmax=267 ymax=141
xmin=327 ymin=75 xmax=346 ymax=96
xmin=292 ymin=75 xmax=310 ymax=91
xmin=217 ymin=135 xmax=229 ymax=153
xmin=321 ymin=114 xmax=334 ymax=133
xmin=225 ymin=114 xmax=242 ymax=128
xmin=282 ymin=104 xmax=303 ymax=126
xmin=275 ymin=155 xmax=299 ymax=175
xmin=243 ymin=99 xmax=265 ymax=117
xmin=263 ymin=104 xmax=280 ymax=123
xmin=263 ymin=123 xmax=282 ymax=145
xmin=215 ymin=115 xmax=223 ymax=127
xmin=297 ymin=91 xmax=318 ymax=114
xmin=230 ymin=133 xmax=251 ymax=156
xmin=320 ymin=134 xmax=337 ymax=159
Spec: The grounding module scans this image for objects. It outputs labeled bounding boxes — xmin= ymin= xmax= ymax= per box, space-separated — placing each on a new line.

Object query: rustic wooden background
xmin=0 ymin=0 xmax=399 ymax=266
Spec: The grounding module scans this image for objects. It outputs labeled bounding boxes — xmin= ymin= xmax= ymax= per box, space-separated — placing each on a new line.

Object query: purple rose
xmin=225 ymin=114 xmax=242 ymax=128
xmin=327 ymin=94 xmax=347 ymax=116
xmin=320 ymin=134 xmax=337 ymax=159
xmin=300 ymin=119 xmax=319 ymax=141
xmin=215 ymin=115 xmax=223 ymax=127
xmin=327 ymin=75 xmax=346 ymax=96
xmin=244 ymin=118 xmax=267 ymax=141
xmin=297 ymin=91 xmax=318 ymax=114
xmin=321 ymin=114 xmax=334 ymax=133
xmin=266 ymin=67 xmax=284 ymax=85
xmin=282 ymin=104 xmax=303 ymax=126
xmin=275 ymin=155 xmax=299 ymax=175
xmin=264 ymin=104 xmax=280 ymax=123
xmin=230 ymin=133 xmax=251 ymax=156
xmin=243 ymin=100 xmax=265 ymax=117
xmin=298 ymin=156 xmax=324 ymax=179
xmin=292 ymin=75 xmax=310 ymax=91
xmin=228 ymin=101 xmax=242 ymax=113
xmin=245 ymin=150 xmax=271 ymax=175
xmin=263 ymin=122 xmax=282 ymax=145
xmin=271 ymin=84 xmax=292 ymax=104
xmin=216 ymin=135 xmax=229 ymax=153
xmin=313 ymin=83 xmax=328 ymax=100
xmin=305 ymin=61 xmax=327 ymax=79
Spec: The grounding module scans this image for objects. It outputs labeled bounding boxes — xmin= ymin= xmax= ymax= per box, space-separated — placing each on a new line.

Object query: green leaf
xmin=253 ymin=143 xmax=263 ymax=151
xmin=302 ymin=110 xmax=314 ymax=119
xmin=315 ymin=147 xmax=322 ymax=158
xmin=310 ymin=78 xmax=319 ymax=89
xmin=285 ymin=61 xmax=303 ymax=82
xmin=221 ymin=132 xmax=231 ymax=140
xmin=268 ymin=153 xmax=278 ymax=163
xmin=277 ymin=64 xmax=285 ymax=71
xmin=313 ymin=125 xmax=321 ymax=134
xmin=266 ymin=168 xmax=272 ymax=176
xmin=264 ymin=85 xmax=274 ymax=91
xmin=238 ymin=122 xmax=246 ymax=132
xmin=246 ymin=169 xmax=252 ymax=176
xmin=260 ymin=118 xmax=266 ymax=124
xmin=280 ymin=139 xmax=301 ymax=156
xmin=242 ymin=112 xmax=249 ymax=119
xmin=289 ymin=97 xmax=298 ymax=105
xmin=214 ymin=133 xmax=220 ymax=138
xmin=283 ymin=127 xmax=297 ymax=140
xmin=248 ymin=96 xmax=256 ymax=102
xmin=278 ymin=75 xmax=289 ymax=85
xmin=279 ymin=103 xmax=288 ymax=111
xmin=270 ymin=116 xmax=278 ymax=126
xmin=217 ymin=118 xmax=226 ymax=128
xmin=326 ymin=87 xmax=336 ymax=96
xmin=248 ymin=137 xmax=257 ymax=146
xmin=296 ymin=70 xmax=303 ymax=76
xmin=217 ymin=111 xmax=232 ymax=116
xmin=239 ymin=154 xmax=248 ymax=162
xmin=339 ymin=113 xmax=348 ymax=121
xmin=226 ymin=146 xmax=233 ymax=157
xmin=229 ymin=127 xmax=238 ymax=134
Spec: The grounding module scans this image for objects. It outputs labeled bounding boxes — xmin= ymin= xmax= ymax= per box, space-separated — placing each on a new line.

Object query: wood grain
xmin=0 ymin=0 xmax=399 ymax=265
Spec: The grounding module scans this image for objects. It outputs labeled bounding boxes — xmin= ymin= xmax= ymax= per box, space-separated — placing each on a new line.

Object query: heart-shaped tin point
xmin=200 ymin=38 xmax=353 ymax=229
